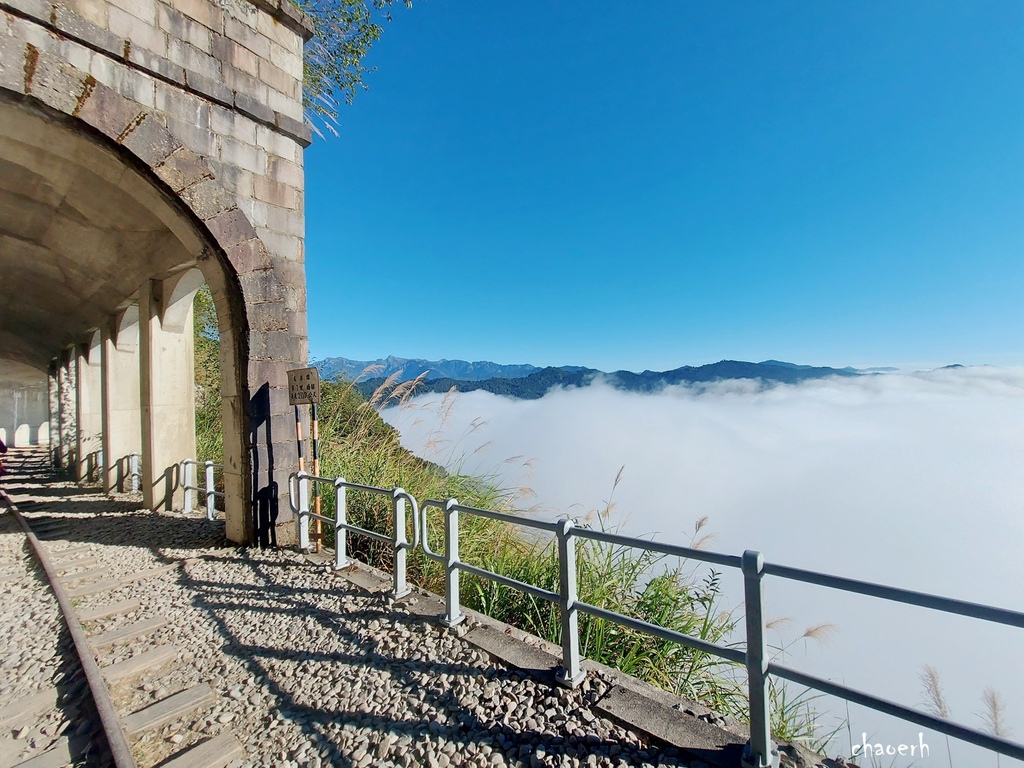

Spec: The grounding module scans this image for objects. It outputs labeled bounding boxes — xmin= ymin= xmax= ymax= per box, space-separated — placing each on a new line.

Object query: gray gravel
xmin=2 ymin=451 xmax=694 ymax=768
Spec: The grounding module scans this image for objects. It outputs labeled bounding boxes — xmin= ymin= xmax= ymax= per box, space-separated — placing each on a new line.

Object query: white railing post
xmin=556 ymin=518 xmax=584 ymax=686
xmin=183 ymin=461 xmax=194 ymax=512
xmin=130 ymin=453 xmax=140 ymax=493
xmin=334 ymin=478 xmax=347 ymax=570
xmin=297 ymin=472 xmax=310 ymax=551
xmin=441 ymin=498 xmax=464 ymax=627
xmin=392 ymin=489 xmax=410 ymax=599
xmin=742 ymin=550 xmax=779 ymax=768
xmin=204 ymin=460 xmax=216 ymax=520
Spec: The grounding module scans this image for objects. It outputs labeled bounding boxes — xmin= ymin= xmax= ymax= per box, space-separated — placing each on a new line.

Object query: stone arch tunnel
xmin=0 ymin=0 xmax=312 ymax=544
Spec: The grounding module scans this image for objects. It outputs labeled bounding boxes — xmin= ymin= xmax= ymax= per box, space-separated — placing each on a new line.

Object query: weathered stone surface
xmin=180 ymin=177 xmax=237 ymax=219
xmin=118 ymin=112 xmax=182 ymax=166
xmin=205 ymin=207 xmax=257 ymax=244
xmin=3 ymin=0 xmax=309 ymax=542
xmin=153 ymin=146 xmax=214 ymax=193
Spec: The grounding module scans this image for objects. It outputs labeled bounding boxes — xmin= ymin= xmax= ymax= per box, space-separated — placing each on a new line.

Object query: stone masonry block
xmin=267 ymin=157 xmax=303 ymax=188
xmin=107 ymin=6 xmax=166 ymax=55
xmin=269 ymin=41 xmax=302 ymax=81
xmin=107 ymin=0 xmax=157 ymax=25
xmin=273 ymin=112 xmax=311 ymax=146
xmin=265 ymin=86 xmax=300 ymax=122
xmin=247 ymin=359 xmax=290 ymax=389
xmin=91 ymin=56 xmax=156 ymax=107
xmin=0 ymin=36 xmax=28 ymax=95
xmin=10 ymin=14 xmax=53 ymax=50
xmin=127 ymin=42 xmax=185 ymax=85
xmin=119 ymin=112 xmax=182 ymax=167
xmin=224 ymin=14 xmax=270 ymax=60
xmin=53 ymin=7 xmax=123 ymax=60
xmin=206 ymin=207 xmax=258 ymax=245
xmin=238 ymin=269 xmax=285 ymax=304
xmin=238 ymin=197 xmax=268 ymax=228
xmin=253 ymin=176 xmax=298 ymax=210
xmin=180 ymin=177 xmax=237 ymax=219
xmin=157 ymin=5 xmax=211 ymax=53
xmin=265 ymin=204 xmax=303 ymax=238
xmin=154 ymin=81 xmax=209 ymax=127
xmin=3 ymin=0 xmax=52 ymax=22
xmin=233 ymin=90 xmax=274 ymax=126
xmin=282 ymin=286 xmax=306 ymax=313
xmin=220 ymin=135 xmax=264 ymax=175
xmin=167 ymin=37 xmax=220 ymax=82
xmin=225 ymin=238 xmax=272 ymax=274
xmin=212 ymin=33 xmax=258 ymax=77
xmin=65 ymin=40 xmax=92 ymax=73
xmin=268 ymin=258 xmax=305 ymax=289
xmin=285 ymin=308 xmax=307 ymax=338
xmin=170 ymin=0 xmax=219 ymax=30
xmin=207 ymin=159 xmax=253 ymax=198
xmin=256 ymin=125 xmax=300 ymax=164
xmin=153 ymin=146 xmax=214 ymax=193
xmin=28 ymin=51 xmax=89 ymax=116
xmin=164 ymin=112 xmax=217 ymax=156
xmin=257 ymin=57 xmax=296 ymax=97
xmin=185 ymin=69 xmax=233 ymax=107
xmin=211 ymin=105 xmax=257 ymax=145
xmin=255 ymin=227 xmax=300 ymax=260
xmin=247 ymin=301 xmax=289 ymax=332
xmin=65 ymin=0 xmax=107 ymax=28
xmin=255 ymin=11 xmax=297 ymax=51
xmin=75 ymin=79 xmax=144 ymax=139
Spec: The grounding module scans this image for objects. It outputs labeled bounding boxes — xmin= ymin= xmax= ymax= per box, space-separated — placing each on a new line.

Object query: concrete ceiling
xmin=0 ymin=98 xmax=203 ymax=372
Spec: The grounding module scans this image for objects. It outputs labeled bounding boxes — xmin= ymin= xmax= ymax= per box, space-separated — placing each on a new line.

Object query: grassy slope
xmin=191 ymin=287 xmax=819 ymax=745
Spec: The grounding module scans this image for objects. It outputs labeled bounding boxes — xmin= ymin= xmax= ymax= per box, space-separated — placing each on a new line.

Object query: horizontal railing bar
xmin=572 ymin=527 xmax=743 ymax=569
xmin=298 ymin=474 xmax=337 ymax=485
xmin=576 ymin=601 xmax=746 ymax=665
xmin=769 ymin=662 xmax=1024 ymax=761
xmin=337 ymin=480 xmax=393 ymax=496
xmin=339 ymin=522 xmax=392 ymax=544
xmin=453 ymin=503 xmax=560 ymax=533
xmin=764 ymin=563 xmax=1024 ymax=628
xmin=457 ymin=562 xmax=561 ymax=604
xmin=180 ymin=460 xmax=224 ymax=469
xmin=301 ymin=511 xmax=335 ymax=525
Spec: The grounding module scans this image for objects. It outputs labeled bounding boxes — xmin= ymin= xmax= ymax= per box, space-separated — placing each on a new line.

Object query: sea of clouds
xmin=381 ymin=367 xmax=1024 ymax=764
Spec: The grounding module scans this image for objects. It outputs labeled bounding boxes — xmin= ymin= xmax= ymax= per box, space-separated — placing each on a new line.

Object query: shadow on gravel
xmin=5 ymin=450 xmax=692 ymax=768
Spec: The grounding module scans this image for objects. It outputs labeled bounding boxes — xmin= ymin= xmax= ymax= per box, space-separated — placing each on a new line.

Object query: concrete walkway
xmin=0 ymin=448 xmax=765 ymax=768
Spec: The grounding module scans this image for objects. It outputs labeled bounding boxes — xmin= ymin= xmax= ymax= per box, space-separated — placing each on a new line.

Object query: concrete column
xmin=102 ymin=307 xmax=142 ymax=493
xmin=75 ymin=332 xmax=103 ymax=482
xmin=139 ymin=273 xmax=199 ymax=511
xmin=47 ymin=364 xmax=59 ymax=465
xmin=57 ymin=349 xmax=77 ymax=471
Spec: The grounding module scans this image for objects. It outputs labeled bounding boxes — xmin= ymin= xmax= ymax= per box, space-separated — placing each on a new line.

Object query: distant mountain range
xmin=312 ymin=355 xmax=876 ymax=402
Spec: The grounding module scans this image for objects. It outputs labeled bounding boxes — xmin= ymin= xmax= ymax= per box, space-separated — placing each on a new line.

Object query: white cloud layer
xmin=382 ymin=367 xmax=1024 ymax=763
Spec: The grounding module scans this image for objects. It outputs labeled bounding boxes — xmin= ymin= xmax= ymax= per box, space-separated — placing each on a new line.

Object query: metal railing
xmin=288 ymin=471 xmax=1024 ymax=768
xmin=290 ymin=472 xmax=419 ymax=599
xmin=128 ymin=452 xmax=141 ymax=493
xmin=181 ymin=459 xmax=224 ymax=521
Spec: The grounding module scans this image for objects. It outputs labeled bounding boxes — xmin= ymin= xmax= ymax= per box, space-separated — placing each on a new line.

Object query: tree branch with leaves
xmin=293 ymin=0 xmax=413 ymax=136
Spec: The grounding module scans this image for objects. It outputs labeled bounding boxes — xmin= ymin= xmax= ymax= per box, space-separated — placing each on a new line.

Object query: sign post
xmin=287 ymin=367 xmax=322 ymax=551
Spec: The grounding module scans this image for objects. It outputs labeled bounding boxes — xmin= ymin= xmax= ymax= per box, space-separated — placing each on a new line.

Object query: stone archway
xmin=0 ymin=0 xmax=312 ymax=543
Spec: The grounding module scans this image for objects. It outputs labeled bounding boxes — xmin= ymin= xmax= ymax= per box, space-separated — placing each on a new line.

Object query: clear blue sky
xmin=303 ymin=1 xmax=1023 ymax=372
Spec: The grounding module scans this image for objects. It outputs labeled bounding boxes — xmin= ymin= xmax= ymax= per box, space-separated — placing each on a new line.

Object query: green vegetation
xmin=193 ymin=285 xmax=222 ymax=465
xmin=190 ymin=300 xmax=826 ymax=748
xmin=293 ymin=0 xmax=413 ymax=132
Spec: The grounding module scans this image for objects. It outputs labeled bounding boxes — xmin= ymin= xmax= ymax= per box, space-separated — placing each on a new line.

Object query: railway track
xmin=0 ymin=451 xmax=244 ymax=768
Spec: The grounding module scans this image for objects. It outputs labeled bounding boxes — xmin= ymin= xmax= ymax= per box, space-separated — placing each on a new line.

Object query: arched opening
xmin=0 ymin=93 xmax=251 ymax=540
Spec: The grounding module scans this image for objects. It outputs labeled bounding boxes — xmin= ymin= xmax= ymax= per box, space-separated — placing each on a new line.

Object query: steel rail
xmin=0 ymin=490 xmax=138 ymax=768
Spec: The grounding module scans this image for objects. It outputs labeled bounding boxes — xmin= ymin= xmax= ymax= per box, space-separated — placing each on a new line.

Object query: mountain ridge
xmin=313 ymin=356 xmax=865 ymax=401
